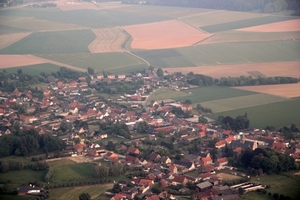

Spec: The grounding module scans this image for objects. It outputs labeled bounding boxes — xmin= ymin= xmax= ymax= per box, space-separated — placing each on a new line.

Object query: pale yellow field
xmin=0 ymin=32 xmax=31 ymax=50
xmin=234 ymin=83 xmax=300 ymax=98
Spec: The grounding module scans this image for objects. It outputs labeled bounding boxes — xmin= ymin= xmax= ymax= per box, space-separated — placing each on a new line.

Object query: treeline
xmin=93 ymin=162 xmax=125 ymax=178
xmin=122 ymin=0 xmax=299 ymax=13
xmin=236 ymin=148 xmax=296 ymax=175
xmin=217 ymin=76 xmax=298 ymax=87
xmin=218 ymin=114 xmax=250 ymax=131
xmin=99 ymin=121 xmax=131 ymax=139
xmin=0 ymin=159 xmax=49 ymax=173
xmin=186 ymin=72 xmax=214 ymax=86
xmin=0 ymin=129 xmax=66 ymax=157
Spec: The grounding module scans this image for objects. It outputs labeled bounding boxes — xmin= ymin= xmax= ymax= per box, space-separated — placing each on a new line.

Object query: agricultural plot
xmin=200 ymin=15 xmax=298 ymax=33
xmin=0 ymin=32 xmax=32 ymax=50
xmin=199 ymin=94 xmax=287 ymax=113
xmin=49 ymin=184 xmax=112 ymax=200
xmin=173 ymin=86 xmax=257 ymax=103
xmin=89 ymin=28 xmax=127 ymax=53
xmin=239 ymin=18 xmax=300 ymax=32
xmin=0 ymin=169 xmax=46 ymax=186
xmin=234 ymin=83 xmax=300 ymax=98
xmin=179 ymin=10 xmax=264 ymax=27
xmin=0 ymin=8 xmax=169 ymax=29
xmin=3 ymin=63 xmax=63 ymax=75
xmin=0 ymin=24 xmax=28 ymax=35
xmin=57 ymin=2 xmax=98 ymax=11
xmin=0 ymin=29 xmax=95 ymax=54
xmin=209 ymin=98 xmax=300 ymax=128
xmin=0 ymin=17 xmax=84 ymax=32
xmin=39 ymin=52 xmax=148 ymax=74
xmin=123 ymin=20 xmax=212 ymax=50
xmin=148 ymin=87 xmax=189 ymax=102
xmin=165 ymin=61 xmax=300 ymax=79
xmin=199 ymin=31 xmax=300 ymax=44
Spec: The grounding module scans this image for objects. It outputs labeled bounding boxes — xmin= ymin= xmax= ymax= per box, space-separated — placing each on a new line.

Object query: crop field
xmin=0 ymin=24 xmax=28 ymax=35
xmin=173 ymin=86 xmax=257 ymax=103
xmin=179 ymin=10 xmax=264 ymax=27
xmin=135 ymin=40 xmax=300 ymax=68
xmin=0 ymin=32 xmax=32 ymax=50
xmin=200 ymin=15 xmax=298 ymax=33
xmin=234 ymin=83 xmax=300 ymax=98
xmin=49 ymin=184 xmax=112 ymax=200
xmin=148 ymin=87 xmax=189 ymax=102
xmin=89 ymin=28 xmax=127 ymax=53
xmin=199 ymin=31 xmax=300 ymax=45
xmin=0 ymin=169 xmax=46 ymax=187
xmin=123 ymin=20 xmax=212 ymax=50
xmin=165 ymin=61 xmax=300 ymax=79
xmin=0 ymin=17 xmax=84 ymax=32
xmin=0 ymin=29 xmax=95 ymax=54
xmin=209 ymin=98 xmax=300 ymax=128
xmin=39 ymin=52 xmax=148 ymax=74
xmin=199 ymin=94 xmax=287 ymax=113
xmin=3 ymin=63 xmax=63 ymax=75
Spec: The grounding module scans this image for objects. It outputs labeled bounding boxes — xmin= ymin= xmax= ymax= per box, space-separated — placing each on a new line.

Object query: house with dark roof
xmin=173 ymin=160 xmax=195 ymax=172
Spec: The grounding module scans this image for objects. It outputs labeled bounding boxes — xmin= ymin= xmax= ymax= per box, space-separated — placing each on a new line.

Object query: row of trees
xmin=99 ymin=120 xmax=131 ymax=139
xmin=123 ymin=0 xmax=299 ymax=13
xmin=0 ymin=129 xmax=66 ymax=157
xmin=93 ymin=162 xmax=125 ymax=178
xmin=0 ymin=159 xmax=49 ymax=173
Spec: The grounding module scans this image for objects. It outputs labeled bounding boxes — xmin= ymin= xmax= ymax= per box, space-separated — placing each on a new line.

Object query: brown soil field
xmin=88 ymin=28 xmax=127 ymax=53
xmin=199 ymin=31 xmax=300 ymax=44
xmin=57 ymin=2 xmax=98 ymax=11
xmin=239 ymin=19 xmax=300 ymax=32
xmin=164 ymin=61 xmax=300 ymax=79
xmin=123 ymin=20 xmax=212 ymax=50
xmin=0 ymin=32 xmax=31 ymax=50
xmin=0 ymin=54 xmax=85 ymax=72
xmin=234 ymin=83 xmax=300 ymax=98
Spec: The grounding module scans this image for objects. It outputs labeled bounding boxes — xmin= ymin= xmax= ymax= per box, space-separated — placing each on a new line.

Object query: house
xmin=158 ymin=191 xmax=175 ymax=200
xmin=125 ymin=155 xmax=140 ymax=165
xmin=104 ymin=152 xmax=119 ymax=162
xmin=173 ymin=160 xmax=195 ymax=172
xmin=160 ymin=156 xmax=171 ymax=164
xmin=172 ymin=175 xmax=188 ymax=185
xmin=126 ymin=147 xmax=140 ymax=156
xmin=200 ymin=156 xmax=213 ymax=166
xmin=196 ymin=181 xmax=213 ymax=191
xmin=215 ymin=140 xmax=226 ymax=149
xmin=149 ymin=152 xmax=161 ymax=162
xmin=18 ymin=185 xmax=45 ymax=196
xmin=132 ymin=178 xmax=154 ymax=187
xmin=110 ymin=193 xmax=126 ymax=200
xmin=216 ymin=157 xmax=228 ymax=168
xmin=145 ymin=194 xmax=160 ymax=200
xmin=169 ymin=164 xmax=178 ymax=174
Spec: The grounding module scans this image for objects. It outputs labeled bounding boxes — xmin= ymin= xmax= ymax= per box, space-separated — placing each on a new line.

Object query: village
xmin=0 ymin=68 xmax=299 ymax=200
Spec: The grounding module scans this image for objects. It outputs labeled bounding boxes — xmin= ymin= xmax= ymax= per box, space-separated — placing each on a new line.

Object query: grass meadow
xmin=209 ymin=98 xmax=300 ymax=128
xmin=249 ymin=173 xmax=300 ymax=200
xmin=48 ymin=184 xmax=112 ymax=200
xmin=0 ymin=29 xmax=95 ymax=54
xmin=3 ymin=63 xmax=62 ymax=75
xmin=39 ymin=53 xmax=148 ymax=74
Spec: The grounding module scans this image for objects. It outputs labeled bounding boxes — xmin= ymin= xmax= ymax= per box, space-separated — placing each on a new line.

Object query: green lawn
xmin=148 ymin=87 xmax=189 ymax=101
xmin=0 ymin=169 xmax=46 ymax=186
xmin=38 ymin=53 xmax=148 ymax=74
xmin=0 ymin=29 xmax=95 ymax=54
xmin=250 ymin=173 xmax=300 ymax=200
xmin=3 ymin=63 xmax=63 ymax=75
xmin=242 ymin=192 xmax=271 ymax=200
xmin=49 ymin=184 xmax=112 ymax=200
xmin=209 ymin=98 xmax=300 ymax=128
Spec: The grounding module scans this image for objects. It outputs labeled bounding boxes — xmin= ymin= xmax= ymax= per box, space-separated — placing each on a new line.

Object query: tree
xmin=79 ymin=193 xmax=91 ymax=200
xmin=184 ymin=99 xmax=192 ymax=104
xmin=87 ymin=67 xmax=94 ymax=75
xmin=157 ymin=68 xmax=164 ymax=78
xmin=198 ymin=116 xmax=208 ymax=124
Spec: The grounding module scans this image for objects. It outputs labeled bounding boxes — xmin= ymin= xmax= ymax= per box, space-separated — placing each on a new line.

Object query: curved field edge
xmin=209 ymin=98 xmax=300 ymax=129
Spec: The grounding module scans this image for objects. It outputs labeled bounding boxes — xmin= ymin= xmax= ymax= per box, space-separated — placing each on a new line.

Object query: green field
xmin=200 ymin=15 xmax=298 ymax=33
xmin=39 ymin=53 xmax=148 ymax=74
xmin=48 ymin=184 xmax=112 ymax=200
xmin=249 ymin=173 xmax=300 ymax=200
xmin=173 ymin=86 xmax=258 ymax=103
xmin=0 ymin=29 xmax=95 ymax=54
xmin=0 ymin=169 xmax=46 ymax=187
xmin=0 ymin=8 xmax=169 ymax=29
xmin=148 ymin=87 xmax=189 ymax=101
xmin=199 ymin=94 xmax=287 ymax=113
xmin=134 ymin=40 xmax=300 ymax=68
xmin=3 ymin=63 xmax=63 ymax=75
xmin=209 ymin=98 xmax=300 ymax=128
